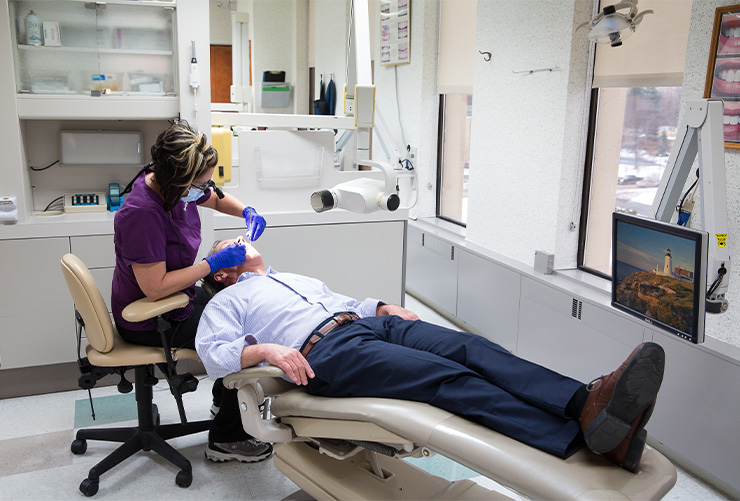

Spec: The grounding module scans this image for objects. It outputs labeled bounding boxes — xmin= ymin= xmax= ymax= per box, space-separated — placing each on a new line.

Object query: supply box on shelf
xmin=261 ymin=70 xmax=290 ymax=108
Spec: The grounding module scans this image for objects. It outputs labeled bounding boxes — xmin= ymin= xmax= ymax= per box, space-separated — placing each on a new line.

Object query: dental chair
xmin=224 ymin=366 xmax=678 ymax=500
xmin=60 ymin=254 xmax=211 ymax=497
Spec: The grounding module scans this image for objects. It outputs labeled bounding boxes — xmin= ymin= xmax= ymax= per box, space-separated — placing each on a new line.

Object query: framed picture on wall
xmin=705 ymin=4 xmax=740 ymax=148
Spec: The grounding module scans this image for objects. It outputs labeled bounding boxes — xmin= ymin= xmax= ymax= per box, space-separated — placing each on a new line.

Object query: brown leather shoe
xmin=580 ymin=342 xmax=665 ymax=455
xmin=603 ymin=404 xmax=655 ymax=472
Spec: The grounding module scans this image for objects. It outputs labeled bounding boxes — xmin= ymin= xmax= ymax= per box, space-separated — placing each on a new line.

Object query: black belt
xmin=300 ymin=312 xmax=359 ymax=358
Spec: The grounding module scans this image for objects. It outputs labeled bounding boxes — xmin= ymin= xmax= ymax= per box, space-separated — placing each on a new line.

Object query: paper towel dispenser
xmin=60 ymin=130 xmax=143 ymax=165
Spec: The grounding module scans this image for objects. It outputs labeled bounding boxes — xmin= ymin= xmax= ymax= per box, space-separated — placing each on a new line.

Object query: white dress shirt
xmin=196 ymin=267 xmax=381 ymax=378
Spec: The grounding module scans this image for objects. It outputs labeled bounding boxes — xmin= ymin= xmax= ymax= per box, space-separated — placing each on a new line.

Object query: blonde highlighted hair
xmin=150 ymin=120 xmax=218 ymax=210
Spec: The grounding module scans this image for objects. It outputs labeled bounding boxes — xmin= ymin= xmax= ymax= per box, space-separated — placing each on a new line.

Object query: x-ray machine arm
xmin=650 ymin=99 xmax=730 ymax=313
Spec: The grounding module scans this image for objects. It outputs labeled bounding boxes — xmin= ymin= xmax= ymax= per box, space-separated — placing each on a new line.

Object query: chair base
xmin=72 ymin=366 xmax=211 ymax=497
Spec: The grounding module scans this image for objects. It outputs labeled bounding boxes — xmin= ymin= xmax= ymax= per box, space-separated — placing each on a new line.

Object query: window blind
xmin=438 ymin=0 xmax=477 ymax=94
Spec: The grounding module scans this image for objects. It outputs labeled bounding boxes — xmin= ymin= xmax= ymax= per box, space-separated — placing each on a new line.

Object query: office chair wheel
xmin=175 ymin=470 xmax=192 ymax=488
xmin=79 ymin=478 xmax=98 ymax=497
xmin=71 ymin=439 xmax=87 ymax=455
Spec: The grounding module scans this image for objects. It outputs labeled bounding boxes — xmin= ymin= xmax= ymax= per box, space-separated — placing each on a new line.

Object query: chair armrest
xmin=122 ymin=292 xmax=190 ymax=322
xmin=223 ymin=365 xmax=287 ymax=389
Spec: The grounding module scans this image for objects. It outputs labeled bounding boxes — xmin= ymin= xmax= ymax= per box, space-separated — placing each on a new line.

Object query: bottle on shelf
xmin=25 ymin=10 xmax=43 ymax=46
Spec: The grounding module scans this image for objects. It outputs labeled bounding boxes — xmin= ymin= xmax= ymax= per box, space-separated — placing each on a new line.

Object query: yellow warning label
xmin=716 ymin=233 xmax=728 ymax=248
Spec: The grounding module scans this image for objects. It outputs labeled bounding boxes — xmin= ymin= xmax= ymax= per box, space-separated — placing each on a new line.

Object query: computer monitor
xmin=611 ymin=212 xmax=708 ymax=344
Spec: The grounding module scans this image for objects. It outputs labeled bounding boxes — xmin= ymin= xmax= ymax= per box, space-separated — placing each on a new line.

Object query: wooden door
xmin=210 ymin=45 xmax=232 ymax=103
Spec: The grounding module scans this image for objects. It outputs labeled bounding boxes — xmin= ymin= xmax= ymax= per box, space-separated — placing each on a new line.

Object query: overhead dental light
xmin=581 ymin=1 xmax=653 ymax=47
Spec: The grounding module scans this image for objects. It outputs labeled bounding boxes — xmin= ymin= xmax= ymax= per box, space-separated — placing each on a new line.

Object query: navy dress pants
xmin=304 ymin=315 xmax=585 ymax=458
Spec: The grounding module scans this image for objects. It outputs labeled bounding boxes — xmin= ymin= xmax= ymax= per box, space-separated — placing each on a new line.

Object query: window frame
xmin=435 ymin=93 xmax=469 ymax=228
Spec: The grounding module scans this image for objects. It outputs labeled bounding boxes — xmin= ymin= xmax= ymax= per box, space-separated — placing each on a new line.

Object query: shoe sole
xmin=205 ymin=448 xmax=273 ymax=463
xmin=584 ymin=343 xmax=665 ymax=453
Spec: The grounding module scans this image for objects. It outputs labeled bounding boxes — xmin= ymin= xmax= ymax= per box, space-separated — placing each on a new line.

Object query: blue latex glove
xmin=242 ymin=206 xmax=267 ymax=242
xmin=204 ymin=243 xmax=246 ymax=273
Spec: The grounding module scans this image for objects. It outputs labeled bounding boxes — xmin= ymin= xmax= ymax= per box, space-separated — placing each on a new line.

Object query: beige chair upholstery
xmin=224 ymin=367 xmax=678 ymax=501
xmin=60 ymin=254 xmax=210 ymax=497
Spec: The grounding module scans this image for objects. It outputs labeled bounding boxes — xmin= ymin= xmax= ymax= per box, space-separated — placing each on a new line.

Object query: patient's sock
xmin=565 ymin=384 xmax=589 ymax=420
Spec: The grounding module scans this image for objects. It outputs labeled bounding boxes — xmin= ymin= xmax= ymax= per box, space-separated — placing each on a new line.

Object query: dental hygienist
xmin=111 ymin=120 xmax=272 ymax=463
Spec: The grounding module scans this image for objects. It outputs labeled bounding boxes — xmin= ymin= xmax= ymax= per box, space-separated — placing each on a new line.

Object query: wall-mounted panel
xmin=457 ymin=249 xmax=520 ymax=352
xmin=648 ymin=332 xmax=740 ymax=494
xmin=0 ymin=237 xmax=74 ymax=369
xmin=215 ymin=221 xmax=405 ymax=306
xmin=405 ymin=225 xmax=457 ymax=317
xmin=517 ymin=276 xmax=646 ymax=383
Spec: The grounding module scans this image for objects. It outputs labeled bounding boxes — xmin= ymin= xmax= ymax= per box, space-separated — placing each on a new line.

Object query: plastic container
xmin=25 ymin=11 xmax=42 ymax=46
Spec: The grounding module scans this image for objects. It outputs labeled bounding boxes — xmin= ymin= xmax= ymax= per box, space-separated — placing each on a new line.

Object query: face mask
xmin=181 ymin=187 xmax=204 ymax=203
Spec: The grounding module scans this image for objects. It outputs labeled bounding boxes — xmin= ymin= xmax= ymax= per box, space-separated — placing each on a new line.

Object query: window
xmin=579 ymin=0 xmax=692 ymax=277
xmin=437 ymin=94 xmax=472 ymax=224
xmin=436 ymin=0 xmax=476 ymax=226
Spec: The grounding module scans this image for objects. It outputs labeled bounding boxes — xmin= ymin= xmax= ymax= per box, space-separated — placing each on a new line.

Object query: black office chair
xmin=60 ymin=253 xmax=211 ymax=496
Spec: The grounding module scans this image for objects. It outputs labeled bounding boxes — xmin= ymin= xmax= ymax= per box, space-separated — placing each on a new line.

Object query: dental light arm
xmin=651 ymin=100 xmax=730 ymax=313
xmin=311 ymin=160 xmax=400 ymax=214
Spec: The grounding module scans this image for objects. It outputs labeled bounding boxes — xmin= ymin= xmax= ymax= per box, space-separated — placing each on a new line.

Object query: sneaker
xmin=206 ymin=439 xmax=273 ymax=463
xmin=579 ymin=343 xmax=665 ymax=459
xmin=210 ymin=404 xmax=219 ymax=418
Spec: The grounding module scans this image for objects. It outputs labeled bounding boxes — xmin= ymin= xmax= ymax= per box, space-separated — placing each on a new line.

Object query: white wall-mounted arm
xmin=230 ymin=11 xmax=251 ymax=109
xmin=651 ymin=99 xmax=730 ymax=312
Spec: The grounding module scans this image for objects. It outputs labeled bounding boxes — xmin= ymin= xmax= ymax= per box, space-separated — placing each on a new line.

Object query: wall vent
xmin=571 ymin=298 xmax=582 ymax=320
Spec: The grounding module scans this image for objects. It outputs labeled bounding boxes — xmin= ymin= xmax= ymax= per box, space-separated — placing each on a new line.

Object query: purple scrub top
xmin=112 ymin=170 xmax=211 ymax=330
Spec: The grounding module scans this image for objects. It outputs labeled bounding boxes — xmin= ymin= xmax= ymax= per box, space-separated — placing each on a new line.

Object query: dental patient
xmin=195 ymin=238 xmax=666 ymax=472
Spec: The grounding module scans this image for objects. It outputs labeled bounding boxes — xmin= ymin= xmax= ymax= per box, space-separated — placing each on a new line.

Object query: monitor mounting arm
xmin=650 ymin=99 xmax=730 ymax=313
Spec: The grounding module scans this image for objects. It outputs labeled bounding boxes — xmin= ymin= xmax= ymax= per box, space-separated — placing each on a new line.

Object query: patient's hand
xmin=376 ymin=304 xmax=419 ymax=321
xmin=259 ymin=344 xmax=315 ymax=386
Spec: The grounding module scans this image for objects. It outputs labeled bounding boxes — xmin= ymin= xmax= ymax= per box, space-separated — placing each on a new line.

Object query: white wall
xmin=373 ymin=0 xmax=440 ymax=219
xmin=465 ymin=0 xmax=592 ymax=269
xmin=372 ymin=0 xmax=740 ymax=350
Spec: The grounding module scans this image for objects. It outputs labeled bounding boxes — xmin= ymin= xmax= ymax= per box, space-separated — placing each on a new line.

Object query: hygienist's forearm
xmin=132 ymin=259 xmax=212 ymax=301
xmin=212 ymin=192 xmax=247 ymax=218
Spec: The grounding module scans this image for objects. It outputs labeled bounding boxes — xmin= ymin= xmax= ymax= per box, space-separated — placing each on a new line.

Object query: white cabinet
xmin=0 ymin=237 xmax=74 ymax=369
xmin=70 ymin=234 xmax=114 ymax=313
xmin=9 ymin=0 xmax=177 ymax=96
xmin=405 ymin=225 xmax=458 ymax=317
xmin=457 ymin=250 xmax=521 ymax=352
xmin=7 ymin=0 xmax=179 ymax=119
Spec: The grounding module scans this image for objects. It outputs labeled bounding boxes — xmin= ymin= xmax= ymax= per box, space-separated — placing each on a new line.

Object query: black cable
xmin=677 ymin=169 xmax=699 ymax=215
xmin=30 ymin=160 xmax=59 ymax=171
xmin=707 ymin=265 xmax=727 ymax=297
xmin=44 ymin=196 xmax=64 ymax=212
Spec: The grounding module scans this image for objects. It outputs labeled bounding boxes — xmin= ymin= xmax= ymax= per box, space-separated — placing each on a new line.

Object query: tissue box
xmin=43 ymin=22 xmax=61 ymax=46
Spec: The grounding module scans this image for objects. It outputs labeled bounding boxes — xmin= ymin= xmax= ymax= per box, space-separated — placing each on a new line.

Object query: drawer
xmin=70 ymin=235 xmax=115 ymax=269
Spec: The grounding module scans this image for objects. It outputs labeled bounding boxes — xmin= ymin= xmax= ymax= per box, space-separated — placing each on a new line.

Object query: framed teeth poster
xmin=705 ymin=4 xmax=740 ymax=148
xmin=380 ymin=0 xmax=410 ymax=66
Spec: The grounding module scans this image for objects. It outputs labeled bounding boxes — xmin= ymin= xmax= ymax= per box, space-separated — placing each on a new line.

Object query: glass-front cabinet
xmin=8 ymin=0 xmax=177 ymax=98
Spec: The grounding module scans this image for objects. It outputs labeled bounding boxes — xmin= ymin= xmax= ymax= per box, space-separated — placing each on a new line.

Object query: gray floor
xmin=0 ymin=295 xmax=729 ymax=500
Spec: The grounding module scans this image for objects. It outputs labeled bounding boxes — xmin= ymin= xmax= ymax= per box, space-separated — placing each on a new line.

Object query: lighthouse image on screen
xmin=611 ymin=212 xmax=707 ymax=343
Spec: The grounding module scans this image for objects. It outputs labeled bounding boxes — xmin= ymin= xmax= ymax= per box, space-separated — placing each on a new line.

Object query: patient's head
xmin=202 ymin=237 xmax=267 ymax=292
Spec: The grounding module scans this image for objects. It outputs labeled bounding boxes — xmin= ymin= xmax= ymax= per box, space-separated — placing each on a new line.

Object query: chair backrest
xmin=60 ymin=253 xmax=116 ymax=354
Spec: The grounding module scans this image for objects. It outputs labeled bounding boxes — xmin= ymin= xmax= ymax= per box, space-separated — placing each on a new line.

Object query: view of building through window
xmin=582 ymin=86 xmax=682 ymax=276
xmin=438 ymin=94 xmax=472 ymax=225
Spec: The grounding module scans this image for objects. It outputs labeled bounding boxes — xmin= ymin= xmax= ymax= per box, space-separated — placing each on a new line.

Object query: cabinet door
xmin=9 ymin=1 xmax=177 ymax=96
xmin=0 ymin=237 xmax=74 ymax=369
xmin=457 ymin=249 xmax=521 ymax=351
xmin=405 ymin=226 xmax=458 ymax=317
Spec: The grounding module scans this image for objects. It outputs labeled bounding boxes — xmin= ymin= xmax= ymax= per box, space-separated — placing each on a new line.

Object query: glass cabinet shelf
xmin=9 ymin=0 xmax=178 ymax=98
xmin=17 ymin=44 xmax=174 ymax=56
